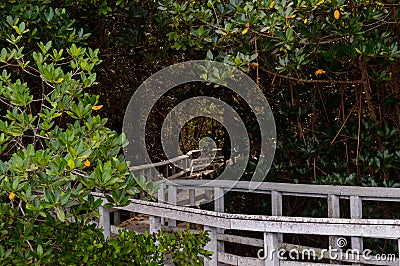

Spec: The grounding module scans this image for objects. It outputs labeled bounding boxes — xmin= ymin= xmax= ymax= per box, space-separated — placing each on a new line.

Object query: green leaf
xmin=45 ymin=189 xmax=55 ymax=204
xmin=56 ymin=208 xmax=65 ymax=222
xmin=206 ymin=50 xmax=213 ymax=60
xmin=286 ymin=27 xmax=294 ymax=42
xmin=67 ymin=159 xmax=75 ymax=170
xmin=37 ymin=244 xmax=43 ymax=257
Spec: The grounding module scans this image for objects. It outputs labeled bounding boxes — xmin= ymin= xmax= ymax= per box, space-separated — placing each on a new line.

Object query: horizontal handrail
xmin=161 ymin=179 xmax=400 ymax=201
xmin=93 ymin=192 xmax=400 ymax=238
xmin=128 ymin=155 xmax=188 ymax=171
xmin=128 ymin=149 xmax=222 ymax=171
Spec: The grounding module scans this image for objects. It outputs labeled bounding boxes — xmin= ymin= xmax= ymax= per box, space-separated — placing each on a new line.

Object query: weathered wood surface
xmin=93 ymin=193 xmax=400 ymax=238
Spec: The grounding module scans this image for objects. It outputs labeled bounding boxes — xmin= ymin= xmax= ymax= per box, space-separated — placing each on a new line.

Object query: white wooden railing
xmin=95 ymin=151 xmax=400 ymax=266
xmin=128 ymin=149 xmax=223 ymax=181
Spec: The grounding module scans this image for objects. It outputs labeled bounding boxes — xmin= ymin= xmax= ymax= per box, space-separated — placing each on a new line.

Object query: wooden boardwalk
xmin=96 ymin=150 xmax=400 ymax=266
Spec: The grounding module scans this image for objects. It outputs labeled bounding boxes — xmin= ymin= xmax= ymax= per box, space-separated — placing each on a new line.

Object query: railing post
xmin=214 ymin=187 xmax=224 ymax=212
xmin=99 ymin=206 xmax=110 ymax=239
xmin=214 ymin=187 xmax=225 ymax=252
xmin=204 ymin=226 xmax=218 ymax=266
xmin=398 ymin=239 xmax=400 ymax=265
xmin=157 ymin=181 xmax=165 ymax=203
xmin=264 ymin=232 xmax=279 ymax=266
xmin=189 ymin=189 xmax=195 ymax=206
xmin=328 ymin=194 xmax=342 ymax=264
xmin=168 ymin=185 xmax=177 ymax=227
xmin=350 ymin=195 xmax=363 ymax=265
xmin=149 ymin=215 xmax=161 ymax=234
xmin=113 ymin=209 xmax=121 ymax=225
xmin=158 ymin=181 xmax=166 ymax=225
xmin=189 ymin=159 xmax=194 ymax=176
xmin=205 ymin=189 xmax=212 ymax=202
xmin=185 ymin=157 xmax=189 ymax=177
xmin=136 ymin=169 xmax=146 ymax=218
xmin=189 ymin=188 xmax=196 ymax=229
xmin=271 ymin=191 xmax=283 ymax=243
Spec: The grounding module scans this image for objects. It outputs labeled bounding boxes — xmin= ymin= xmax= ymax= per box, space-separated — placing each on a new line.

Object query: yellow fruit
xmin=84 ymin=159 xmax=91 ymax=167
xmin=92 ymin=105 xmax=103 ymax=111
xmin=334 ymin=10 xmax=340 ymax=20
xmin=9 ymin=192 xmax=16 ymax=200
xmin=269 ymin=1 xmax=275 ymax=9
xmin=315 ymin=69 xmax=326 ymax=76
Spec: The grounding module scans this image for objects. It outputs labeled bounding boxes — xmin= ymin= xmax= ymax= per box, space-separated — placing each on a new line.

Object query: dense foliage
xmin=1 ymin=221 xmax=210 ymax=265
xmin=67 ymin=0 xmax=400 ymax=187
xmin=155 ymin=0 xmax=400 ymax=186
xmin=0 ymin=0 xmax=209 ymax=264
